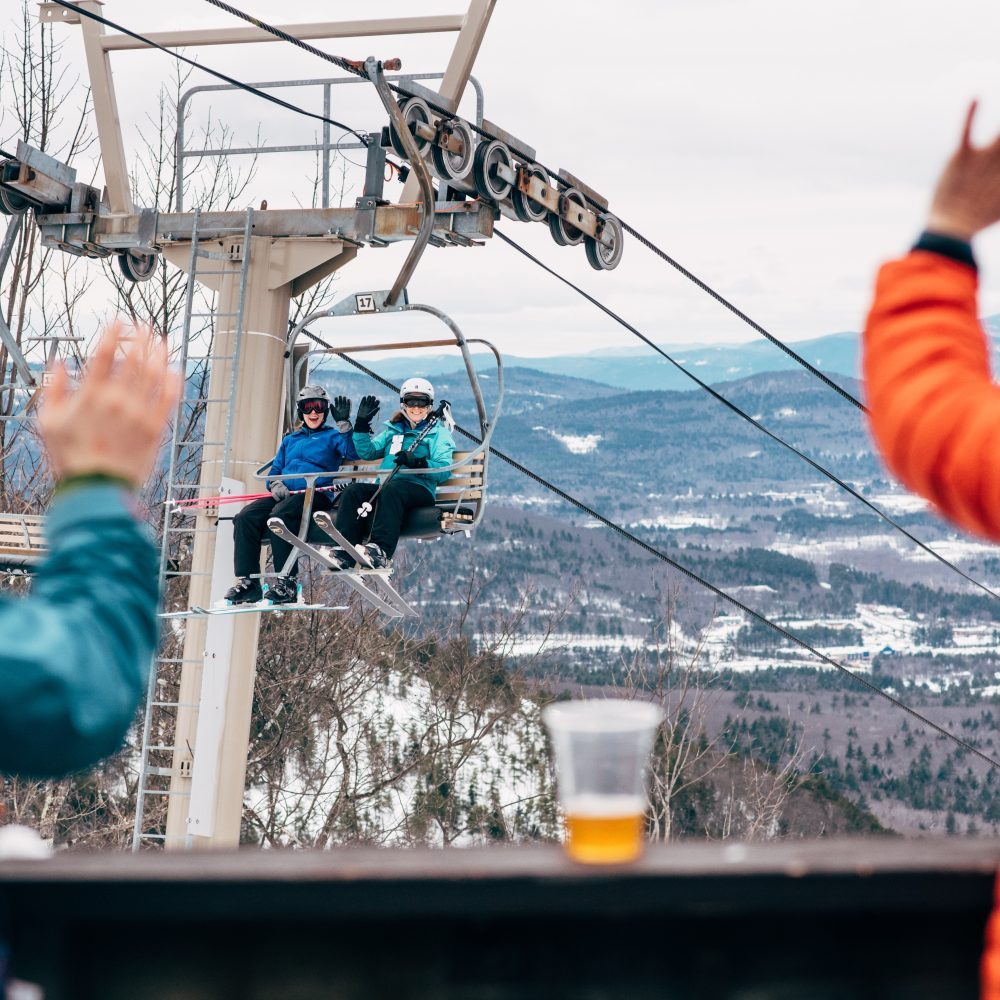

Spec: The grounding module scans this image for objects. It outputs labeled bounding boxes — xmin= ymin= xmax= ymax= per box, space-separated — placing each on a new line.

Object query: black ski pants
xmin=335 ymin=479 xmax=434 ymax=558
xmin=233 ymin=492 xmax=335 ymax=578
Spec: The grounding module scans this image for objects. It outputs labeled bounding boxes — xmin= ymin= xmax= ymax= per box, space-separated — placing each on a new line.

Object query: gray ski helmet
xmin=297 ymin=383 xmax=330 ymax=416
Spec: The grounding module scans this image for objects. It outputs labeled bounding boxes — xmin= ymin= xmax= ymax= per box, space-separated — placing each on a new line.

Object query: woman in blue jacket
xmin=332 ymin=377 xmax=455 ymax=569
xmin=225 ymin=385 xmax=357 ymax=604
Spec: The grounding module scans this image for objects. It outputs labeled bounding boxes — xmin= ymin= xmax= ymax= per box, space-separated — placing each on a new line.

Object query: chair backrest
xmin=0 ymin=513 xmax=47 ymax=570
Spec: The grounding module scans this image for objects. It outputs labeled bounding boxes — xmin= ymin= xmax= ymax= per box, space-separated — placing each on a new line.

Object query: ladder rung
xmin=156 ymin=657 xmax=202 ymax=664
xmin=138 ymin=789 xmax=191 ymax=798
xmin=144 ymin=766 xmax=173 ymax=777
xmin=189 ymin=311 xmax=238 ymax=318
xmin=166 ymin=526 xmax=216 ymax=534
xmin=143 ymin=745 xmax=176 ymax=752
xmin=184 ymin=397 xmax=232 ymax=405
xmin=166 ymin=570 xmax=213 ymax=577
xmin=152 ymin=700 xmax=200 ymax=708
xmin=178 ymin=440 xmax=225 ymax=447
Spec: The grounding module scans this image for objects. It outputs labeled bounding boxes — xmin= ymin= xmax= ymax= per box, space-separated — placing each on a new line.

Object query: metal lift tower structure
xmin=38 ymin=0 xmax=497 ymax=849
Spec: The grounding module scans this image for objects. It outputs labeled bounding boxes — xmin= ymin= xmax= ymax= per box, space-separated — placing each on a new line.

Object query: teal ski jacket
xmin=353 ymin=414 xmax=455 ymax=498
xmin=0 ymin=482 xmax=159 ymax=778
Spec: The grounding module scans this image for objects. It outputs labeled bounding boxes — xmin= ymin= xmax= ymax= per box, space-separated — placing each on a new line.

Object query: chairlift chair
xmin=258 ymin=289 xmax=502 ymax=617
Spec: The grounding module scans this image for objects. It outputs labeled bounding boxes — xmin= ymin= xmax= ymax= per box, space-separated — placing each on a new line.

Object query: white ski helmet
xmin=400 ymin=377 xmax=434 ymax=406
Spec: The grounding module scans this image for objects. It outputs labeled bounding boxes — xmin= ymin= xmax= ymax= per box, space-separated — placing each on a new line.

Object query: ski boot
xmin=265 ymin=576 xmax=300 ymax=605
xmin=361 ymin=542 xmax=390 ymax=569
xmin=326 ymin=547 xmax=355 ymax=572
xmin=223 ymin=577 xmax=263 ymax=605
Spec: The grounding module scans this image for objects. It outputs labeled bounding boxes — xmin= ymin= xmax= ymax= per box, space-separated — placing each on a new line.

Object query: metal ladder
xmin=131 ymin=208 xmax=254 ymax=849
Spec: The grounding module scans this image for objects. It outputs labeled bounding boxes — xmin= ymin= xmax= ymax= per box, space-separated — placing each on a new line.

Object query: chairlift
xmin=257 ymin=287 xmax=502 ymax=618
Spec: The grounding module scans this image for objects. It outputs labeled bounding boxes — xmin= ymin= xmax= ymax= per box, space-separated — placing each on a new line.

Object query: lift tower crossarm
xmin=39 ymin=9 xmax=466 ymax=51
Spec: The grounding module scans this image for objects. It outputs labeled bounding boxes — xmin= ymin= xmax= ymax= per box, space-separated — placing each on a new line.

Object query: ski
xmin=311 ymin=511 xmax=418 ymax=617
xmin=160 ymin=601 xmax=345 ymax=619
xmin=265 ymin=517 xmax=406 ymax=618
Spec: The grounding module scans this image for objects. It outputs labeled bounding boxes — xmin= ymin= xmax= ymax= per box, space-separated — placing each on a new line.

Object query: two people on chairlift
xmin=330 ymin=376 xmax=456 ymax=570
xmin=224 ymin=384 xmax=357 ymax=605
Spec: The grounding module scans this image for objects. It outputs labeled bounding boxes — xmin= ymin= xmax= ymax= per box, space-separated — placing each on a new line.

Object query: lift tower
xmin=38 ymin=0 xmax=496 ymax=848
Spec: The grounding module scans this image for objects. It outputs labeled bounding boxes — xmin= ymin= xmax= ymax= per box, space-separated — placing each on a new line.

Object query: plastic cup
xmin=542 ymin=699 xmax=663 ymax=864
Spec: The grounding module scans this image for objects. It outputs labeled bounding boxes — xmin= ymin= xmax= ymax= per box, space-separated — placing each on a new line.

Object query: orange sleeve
xmin=863 ymin=250 xmax=1000 ymax=540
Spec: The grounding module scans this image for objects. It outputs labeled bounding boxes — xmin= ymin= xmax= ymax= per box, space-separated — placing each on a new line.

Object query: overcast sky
xmin=21 ymin=0 xmax=1000 ymax=357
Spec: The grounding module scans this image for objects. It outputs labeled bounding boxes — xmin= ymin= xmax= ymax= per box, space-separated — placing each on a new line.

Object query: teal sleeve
xmin=353 ymin=426 xmax=392 ymax=461
xmin=0 ymin=484 xmax=160 ymax=778
xmin=425 ymin=427 xmax=456 ymax=488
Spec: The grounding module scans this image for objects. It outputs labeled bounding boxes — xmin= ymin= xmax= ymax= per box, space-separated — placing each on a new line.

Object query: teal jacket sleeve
xmin=0 ymin=483 xmax=160 ymax=778
xmin=353 ymin=424 xmax=393 ymax=461
xmin=423 ymin=425 xmax=456 ymax=488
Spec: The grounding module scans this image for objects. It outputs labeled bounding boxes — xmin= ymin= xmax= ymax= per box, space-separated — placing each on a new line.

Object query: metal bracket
xmin=365 ymin=57 xmax=435 ymax=305
xmin=326 ymin=289 xmax=410 ymax=318
xmin=39 ymin=3 xmax=82 ymax=23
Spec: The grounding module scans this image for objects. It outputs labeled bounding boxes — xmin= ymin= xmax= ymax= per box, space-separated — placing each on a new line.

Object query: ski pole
xmin=357 ymin=400 xmax=449 ymax=519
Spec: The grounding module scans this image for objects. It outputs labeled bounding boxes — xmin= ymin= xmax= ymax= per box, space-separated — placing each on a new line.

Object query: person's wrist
xmin=926 ymin=209 xmax=976 ymax=242
xmin=54 ymin=472 xmax=135 ymax=497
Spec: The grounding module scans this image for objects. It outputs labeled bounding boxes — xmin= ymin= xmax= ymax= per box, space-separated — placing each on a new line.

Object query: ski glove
xmin=354 ymin=395 xmax=380 ymax=434
xmin=394 ymin=449 xmax=428 ymax=469
xmin=270 ymin=481 xmax=290 ymax=501
xmin=331 ymin=395 xmax=351 ymax=422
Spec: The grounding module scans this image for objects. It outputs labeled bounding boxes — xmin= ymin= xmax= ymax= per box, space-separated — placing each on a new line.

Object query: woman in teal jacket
xmin=333 ymin=378 xmax=454 ymax=568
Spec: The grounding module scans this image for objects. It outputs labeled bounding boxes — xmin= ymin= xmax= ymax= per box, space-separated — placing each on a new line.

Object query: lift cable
xmin=613 ymin=220 xmax=866 ymax=413
xmin=202 ymin=0 xmax=869 ymax=415
xmin=494 ymin=228 xmax=1000 ymax=603
xmin=51 ymin=1 xmax=370 ymax=145
xmin=292 ymin=322 xmax=1000 ymax=773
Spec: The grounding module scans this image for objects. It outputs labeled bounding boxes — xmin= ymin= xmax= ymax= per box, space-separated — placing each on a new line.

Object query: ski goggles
xmin=300 ymin=400 xmax=328 ymax=415
xmin=401 ymin=395 xmax=432 ymax=408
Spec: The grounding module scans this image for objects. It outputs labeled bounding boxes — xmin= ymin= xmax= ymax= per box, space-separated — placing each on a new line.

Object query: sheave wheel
xmin=472 ymin=139 xmax=514 ymax=203
xmin=585 ymin=214 xmax=624 ymax=271
xmin=118 ymin=249 xmax=158 ymax=283
xmin=547 ymin=187 xmax=587 ymax=247
xmin=511 ymin=164 xmax=550 ymax=223
xmin=0 ymin=187 xmax=31 ymax=215
xmin=430 ymin=119 xmax=475 ymax=184
xmin=388 ymin=97 xmax=434 ymax=161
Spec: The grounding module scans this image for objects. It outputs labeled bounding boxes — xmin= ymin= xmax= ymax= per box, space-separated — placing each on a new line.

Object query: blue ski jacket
xmin=353 ymin=414 xmax=455 ymax=498
xmin=0 ymin=481 xmax=160 ymax=778
xmin=267 ymin=424 xmax=358 ymax=492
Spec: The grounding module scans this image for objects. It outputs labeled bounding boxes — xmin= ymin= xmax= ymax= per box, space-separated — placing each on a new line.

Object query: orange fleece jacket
xmin=864 ymin=250 xmax=1000 ymax=540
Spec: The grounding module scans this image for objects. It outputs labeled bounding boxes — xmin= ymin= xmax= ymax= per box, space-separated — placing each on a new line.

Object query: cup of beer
xmin=542 ymin=699 xmax=663 ymax=864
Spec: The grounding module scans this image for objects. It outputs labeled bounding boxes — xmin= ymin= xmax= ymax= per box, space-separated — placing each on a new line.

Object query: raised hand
xmin=39 ymin=321 xmax=180 ymax=489
xmin=928 ymin=101 xmax=1000 ymax=240
xmin=331 ymin=395 xmax=351 ymax=422
xmin=354 ymin=394 xmax=380 ymax=433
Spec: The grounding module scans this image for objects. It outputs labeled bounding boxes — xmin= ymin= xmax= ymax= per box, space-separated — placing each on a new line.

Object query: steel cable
xmin=494 ymin=228 xmax=1000 ymax=602
xmin=52 ymin=1 xmax=370 ymax=144
xmin=202 ymin=0 xmax=869 ymax=414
